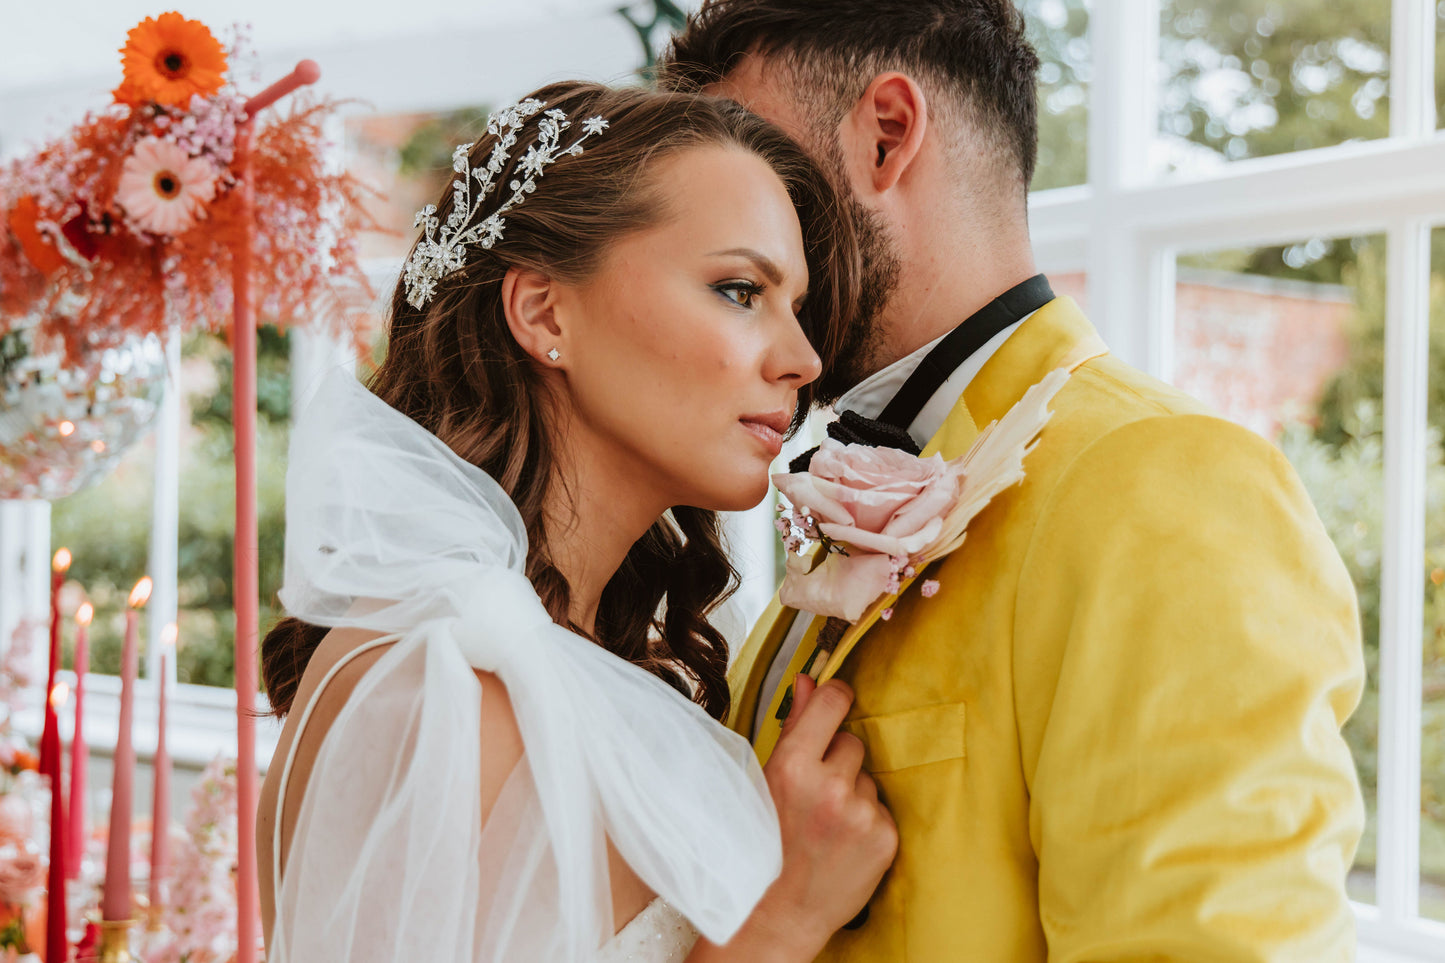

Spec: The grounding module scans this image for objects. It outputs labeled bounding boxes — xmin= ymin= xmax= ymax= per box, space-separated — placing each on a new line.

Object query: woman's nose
xmin=768 ymin=312 xmax=823 ymax=386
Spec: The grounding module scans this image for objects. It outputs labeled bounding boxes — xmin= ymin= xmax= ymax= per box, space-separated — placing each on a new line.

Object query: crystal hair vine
xmin=402 ymin=99 xmax=611 ymax=309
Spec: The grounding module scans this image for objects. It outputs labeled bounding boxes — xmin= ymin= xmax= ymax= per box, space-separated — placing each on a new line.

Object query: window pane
xmin=1437 ymin=1 xmax=1445 ymax=130
xmin=1050 ymin=269 xmax=1089 ymax=313
xmin=1422 ymin=228 xmax=1445 ymax=922
xmin=1159 ymin=0 xmax=1391 ymax=175
xmin=347 ymin=108 xmax=492 ymax=261
xmin=1021 ymin=0 xmax=1090 ymax=191
xmin=1173 ymin=235 xmax=1384 ymax=903
xmin=50 ymin=432 xmax=155 ymax=680
xmin=50 ymin=329 xmax=293 ymax=689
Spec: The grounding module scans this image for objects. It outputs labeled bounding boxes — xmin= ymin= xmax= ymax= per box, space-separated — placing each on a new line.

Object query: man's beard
xmin=814 ymin=177 xmax=903 ymax=407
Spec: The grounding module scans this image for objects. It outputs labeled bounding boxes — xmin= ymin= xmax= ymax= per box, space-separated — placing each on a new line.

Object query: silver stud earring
xmin=546 ymin=347 xmax=560 ymax=362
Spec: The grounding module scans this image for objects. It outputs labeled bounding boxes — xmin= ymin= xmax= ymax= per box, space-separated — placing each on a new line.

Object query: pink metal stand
xmin=233 ymin=60 xmax=320 ymax=963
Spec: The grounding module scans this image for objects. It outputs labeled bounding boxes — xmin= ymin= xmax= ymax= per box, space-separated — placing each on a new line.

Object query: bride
xmin=257 ymin=81 xmax=897 ymax=962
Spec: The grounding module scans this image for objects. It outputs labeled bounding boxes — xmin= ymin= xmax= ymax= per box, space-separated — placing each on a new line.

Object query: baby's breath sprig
xmin=774 ymin=503 xmax=849 ymax=560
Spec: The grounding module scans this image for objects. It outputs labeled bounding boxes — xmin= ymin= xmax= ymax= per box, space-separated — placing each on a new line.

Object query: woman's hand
xmin=688 ymin=675 xmax=896 ymax=963
xmin=759 ymin=675 xmax=897 ymax=951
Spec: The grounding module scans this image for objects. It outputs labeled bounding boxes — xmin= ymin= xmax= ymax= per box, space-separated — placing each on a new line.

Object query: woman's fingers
xmin=778 ymin=678 xmax=854 ymax=761
xmin=780 ymin=673 xmax=815 ymax=737
xmin=824 ymin=730 xmax=865 ymax=775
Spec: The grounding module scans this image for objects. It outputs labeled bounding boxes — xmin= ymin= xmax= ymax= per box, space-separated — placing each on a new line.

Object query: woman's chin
xmin=693 ymin=473 xmax=772 ymax=514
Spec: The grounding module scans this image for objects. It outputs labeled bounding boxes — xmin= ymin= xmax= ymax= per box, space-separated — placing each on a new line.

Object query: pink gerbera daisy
xmin=117 ymin=137 xmax=216 ymax=235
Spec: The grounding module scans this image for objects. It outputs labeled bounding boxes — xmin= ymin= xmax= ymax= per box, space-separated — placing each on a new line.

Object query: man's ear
xmin=838 ymin=72 xmax=929 ymax=197
xmin=501 ymin=266 xmax=567 ymax=367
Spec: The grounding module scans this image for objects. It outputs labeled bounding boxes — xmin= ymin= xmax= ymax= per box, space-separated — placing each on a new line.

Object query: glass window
xmin=347 ymin=108 xmax=492 ymax=259
xmin=1021 ymin=0 xmax=1091 ymax=190
xmin=50 ymin=328 xmax=293 ymax=689
xmin=48 ymin=434 xmax=155 ymax=680
xmin=1173 ymin=234 xmax=1385 ymax=903
xmin=1049 ymin=268 xmax=1089 ymax=313
xmin=1437 ymin=1 xmax=1445 ymax=130
xmin=1420 ymin=227 xmax=1445 ymax=922
xmin=1159 ymin=0 xmax=1391 ymax=174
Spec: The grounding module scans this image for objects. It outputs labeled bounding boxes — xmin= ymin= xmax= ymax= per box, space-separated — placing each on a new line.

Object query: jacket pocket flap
xmin=843 ymin=702 xmax=966 ymax=773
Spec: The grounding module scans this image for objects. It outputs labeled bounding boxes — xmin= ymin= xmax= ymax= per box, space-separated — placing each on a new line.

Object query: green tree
xmin=1160 ymin=0 xmax=1391 ymax=163
xmin=1021 ymin=0 xmax=1090 ymax=191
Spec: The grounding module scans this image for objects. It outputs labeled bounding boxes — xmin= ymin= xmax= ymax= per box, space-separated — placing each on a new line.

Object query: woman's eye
xmin=714 ymin=281 xmax=763 ymax=308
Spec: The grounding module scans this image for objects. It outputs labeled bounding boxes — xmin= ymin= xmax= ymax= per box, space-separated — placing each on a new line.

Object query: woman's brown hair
xmin=261 ymin=81 xmax=859 ymax=721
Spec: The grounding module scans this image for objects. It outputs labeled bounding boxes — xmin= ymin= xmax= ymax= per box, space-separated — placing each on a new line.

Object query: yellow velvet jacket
xmin=729 ymin=298 xmax=1365 ymax=961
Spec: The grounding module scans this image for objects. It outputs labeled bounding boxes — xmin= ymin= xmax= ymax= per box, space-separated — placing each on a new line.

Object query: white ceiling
xmin=0 ymin=1 xmax=635 ymax=90
xmin=0 ymin=1 xmax=690 ymax=156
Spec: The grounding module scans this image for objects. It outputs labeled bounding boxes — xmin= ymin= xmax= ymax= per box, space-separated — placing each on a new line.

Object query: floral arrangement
xmin=772 ymin=368 xmax=1070 ymax=679
xmin=0 ymin=12 xmax=371 ymax=362
xmin=0 ymin=794 xmax=45 ymax=961
xmin=0 ymin=625 xmax=46 ymax=960
xmin=0 ymin=623 xmax=40 ymax=786
xmin=147 ymin=755 xmax=257 ymax=963
xmin=0 ymin=624 xmax=39 ymax=740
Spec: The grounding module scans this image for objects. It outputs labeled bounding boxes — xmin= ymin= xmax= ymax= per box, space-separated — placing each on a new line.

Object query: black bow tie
xmin=788 ymin=410 xmax=920 ymax=472
xmin=790 ymin=274 xmax=1054 ymax=472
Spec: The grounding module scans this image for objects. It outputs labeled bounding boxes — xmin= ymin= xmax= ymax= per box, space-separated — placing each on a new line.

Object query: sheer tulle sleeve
xmin=268 ymin=371 xmax=781 ymax=962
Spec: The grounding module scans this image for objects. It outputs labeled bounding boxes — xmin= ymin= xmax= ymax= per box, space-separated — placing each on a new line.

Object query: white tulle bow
xmin=269 ymin=370 xmax=780 ymax=962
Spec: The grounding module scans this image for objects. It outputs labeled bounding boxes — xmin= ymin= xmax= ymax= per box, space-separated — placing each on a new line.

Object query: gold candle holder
xmin=89 ymin=918 xmax=141 ymax=963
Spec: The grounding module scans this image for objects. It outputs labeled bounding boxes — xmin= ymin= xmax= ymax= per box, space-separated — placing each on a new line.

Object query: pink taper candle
xmin=42 ymin=549 xmax=70 ymax=781
xmin=103 ymin=577 xmax=150 ymax=922
xmin=44 ymin=682 xmax=69 ymax=963
xmin=67 ymin=602 xmax=93 ymax=880
xmin=149 ymin=627 xmax=175 ymax=917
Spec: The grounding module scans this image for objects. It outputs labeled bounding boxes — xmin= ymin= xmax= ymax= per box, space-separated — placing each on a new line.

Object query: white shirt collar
xmin=834 ymin=312 xmax=1034 ymax=446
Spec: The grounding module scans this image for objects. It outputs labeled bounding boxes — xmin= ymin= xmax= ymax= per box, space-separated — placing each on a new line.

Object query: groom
xmin=662 ymin=2 xmax=1365 ymax=960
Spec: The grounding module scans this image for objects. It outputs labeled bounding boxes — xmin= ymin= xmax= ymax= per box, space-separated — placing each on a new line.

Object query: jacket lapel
xmin=725 ymin=596 xmax=797 ymax=737
xmin=962 ymin=297 xmax=1107 ymax=428
xmin=813 ymin=298 xmax=1107 ymax=684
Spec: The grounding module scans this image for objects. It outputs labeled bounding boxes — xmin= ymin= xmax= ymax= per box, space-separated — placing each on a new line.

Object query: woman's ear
xmin=838 ymin=72 xmax=929 ymax=198
xmin=501 ymin=266 xmax=567 ymax=367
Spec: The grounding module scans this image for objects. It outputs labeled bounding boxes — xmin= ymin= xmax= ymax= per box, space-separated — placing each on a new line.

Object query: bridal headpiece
xmin=402 ymin=99 xmax=610 ymax=309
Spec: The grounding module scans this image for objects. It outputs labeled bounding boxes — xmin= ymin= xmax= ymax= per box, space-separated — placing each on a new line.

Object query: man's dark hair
xmin=660 ymin=0 xmax=1041 ymax=194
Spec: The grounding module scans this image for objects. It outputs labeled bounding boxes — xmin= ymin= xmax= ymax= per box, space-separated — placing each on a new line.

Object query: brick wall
xmin=1050 ymin=269 xmax=1353 ymax=438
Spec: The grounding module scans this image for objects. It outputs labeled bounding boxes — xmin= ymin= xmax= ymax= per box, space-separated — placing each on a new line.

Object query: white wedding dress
xmin=268 ymin=370 xmax=781 ymax=962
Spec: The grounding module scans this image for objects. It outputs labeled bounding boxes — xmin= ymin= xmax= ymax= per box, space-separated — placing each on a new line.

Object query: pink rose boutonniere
xmin=773 ymin=368 xmax=1070 ymax=679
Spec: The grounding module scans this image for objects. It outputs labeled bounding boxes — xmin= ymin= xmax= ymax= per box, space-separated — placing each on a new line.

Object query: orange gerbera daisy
xmin=114 ymin=12 xmax=227 ymax=108
xmin=5 ymin=196 xmax=67 ymax=275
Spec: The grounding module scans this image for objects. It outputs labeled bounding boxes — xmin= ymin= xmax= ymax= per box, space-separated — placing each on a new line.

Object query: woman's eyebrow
xmin=706 ymin=247 xmax=784 ymax=285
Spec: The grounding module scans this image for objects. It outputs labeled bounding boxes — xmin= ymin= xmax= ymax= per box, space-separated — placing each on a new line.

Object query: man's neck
xmin=875 ymin=224 xmax=1037 ymax=372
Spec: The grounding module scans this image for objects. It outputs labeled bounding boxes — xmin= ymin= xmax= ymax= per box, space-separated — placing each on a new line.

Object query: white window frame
xmin=1028 ymin=0 xmax=1443 ymax=957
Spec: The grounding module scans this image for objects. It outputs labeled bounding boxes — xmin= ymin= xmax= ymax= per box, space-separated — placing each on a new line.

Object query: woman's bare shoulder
xmin=279 ymin=626 xmax=523 ymax=774
xmin=263 ymin=626 xmax=524 ymax=875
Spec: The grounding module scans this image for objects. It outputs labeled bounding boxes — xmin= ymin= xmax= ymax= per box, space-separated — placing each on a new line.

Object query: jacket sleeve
xmin=1013 ymin=413 xmax=1366 ymax=962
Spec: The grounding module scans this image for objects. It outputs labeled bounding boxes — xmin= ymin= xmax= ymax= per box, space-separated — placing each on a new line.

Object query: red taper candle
xmin=102 ymin=577 xmax=150 ymax=922
xmin=42 ymin=549 xmax=70 ymax=780
xmin=44 ymin=682 xmax=69 ymax=963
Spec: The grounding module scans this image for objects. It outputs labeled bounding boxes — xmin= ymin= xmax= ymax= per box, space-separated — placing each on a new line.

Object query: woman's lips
xmin=745 ymin=407 xmax=791 ymax=456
